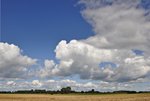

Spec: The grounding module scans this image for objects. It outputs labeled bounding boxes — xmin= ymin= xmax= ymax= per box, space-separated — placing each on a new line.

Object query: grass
xmin=0 ymin=93 xmax=150 ymax=101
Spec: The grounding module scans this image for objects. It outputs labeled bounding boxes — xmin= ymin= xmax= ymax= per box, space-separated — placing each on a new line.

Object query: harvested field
xmin=0 ymin=94 xmax=150 ymax=101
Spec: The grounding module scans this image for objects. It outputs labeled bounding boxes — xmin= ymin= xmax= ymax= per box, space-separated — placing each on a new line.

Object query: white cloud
xmin=6 ymin=81 xmax=16 ymax=86
xmin=1 ymin=0 xmax=150 ymax=91
xmin=32 ymin=80 xmax=42 ymax=87
xmin=0 ymin=42 xmax=37 ymax=79
xmin=81 ymin=0 xmax=150 ymax=52
xmin=38 ymin=0 xmax=150 ymax=83
xmin=1 ymin=79 xmax=149 ymax=91
xmin=39 ymin=40 xmax=150 ymax=82
xmin=39 ymin=59 xmax=56 ymax=78
xmin=39 ymin=40 xmax=117 ymax=79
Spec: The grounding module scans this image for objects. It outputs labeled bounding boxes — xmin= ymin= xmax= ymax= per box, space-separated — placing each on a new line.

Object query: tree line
xmin=0 ymin=87 xmax=150 ymax=94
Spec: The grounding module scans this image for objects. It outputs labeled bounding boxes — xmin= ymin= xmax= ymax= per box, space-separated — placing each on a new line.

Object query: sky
xmin=0 ymin=0 xmax=150 ymax=91
xmin=1 ymin=0 xmax=93 ymax=60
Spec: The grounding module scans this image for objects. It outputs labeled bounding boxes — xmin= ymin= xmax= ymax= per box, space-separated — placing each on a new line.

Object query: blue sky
xmin=1 ymin=0 xmax=150 ymax=91
xmin=1 ymin=0 xmax=150 ymax=60
xmin=1 ymin=0 xmax=93 ymax=60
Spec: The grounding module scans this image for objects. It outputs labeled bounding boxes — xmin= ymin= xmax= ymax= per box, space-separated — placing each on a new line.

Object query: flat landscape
xmin=0 ymin=94 xmax=150 ymax=101
xmin=1 ymin=1 xmax=150 ymax=101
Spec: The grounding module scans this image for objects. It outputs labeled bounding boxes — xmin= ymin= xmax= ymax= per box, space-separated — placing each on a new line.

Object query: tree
xmin=91 ymin=89 xmax=95 ymax=93
xmin=61 ymin=86 xmax=71 ymax=94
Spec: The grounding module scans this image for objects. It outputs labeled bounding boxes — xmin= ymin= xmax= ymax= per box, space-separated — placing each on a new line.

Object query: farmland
xmin=0 ymin=93 xmax=150 ymax=101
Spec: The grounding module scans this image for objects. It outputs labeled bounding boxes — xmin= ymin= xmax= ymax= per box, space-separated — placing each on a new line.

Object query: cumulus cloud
xmin=0 ymin=42 xmax=37 ymax=79
xmin=38 ymin=0 xmax=150 ymax=83
xmin=1 ymin=79 xmax=149 ymax=91
xmin=39 ymin=59 xmax=56 ymax=78
xmin=6 ymin=81 xmax=16 ymax=86
xmin=39 ymin=40 xmax=116 ymax=79
xmin=39 ymin=42 xmax=150 ymax=82
xmin=32 ymin=80 xmax=42 ymax=87
xmin=1 ymin=0 xmax=149 ymax=88
xmin=80 ymin=0 xmax=150 ymax=51
xmin=1 ymin=0 xmax=150 ymax=91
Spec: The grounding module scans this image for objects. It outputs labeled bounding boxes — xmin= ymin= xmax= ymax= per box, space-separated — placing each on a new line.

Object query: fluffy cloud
xmin=81 ymin=0 xmax=150 ymax=52
xmin=0 ymin=42 xmax=37 ymax=79
xmin=32 ymin=80 xmax=42 ymax=87
xmin=6 ymin=81 xmax=16 ymax=86
xmin=1 ymin=79 xmax=149 ymax=91
xmin=1 ymin=0 xmax=150 ymax=91
xmin=40 ymin=41 xmax=150 ymax=82
xmin=39 ymin=40 xmax=116 ymax=79
xmin=39 ymin=59 xmax=56 ymax=78
xmin=38 ymin=0 xmax=150 ymax=83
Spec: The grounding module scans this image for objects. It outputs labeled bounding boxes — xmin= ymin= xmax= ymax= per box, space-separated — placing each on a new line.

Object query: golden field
xmin=0 ymin=94 xmax=150 ymax=101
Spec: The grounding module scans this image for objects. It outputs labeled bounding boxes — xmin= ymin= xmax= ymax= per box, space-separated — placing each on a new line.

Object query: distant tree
xmin=56 ymin=90 xmax=60 ymax=94
xmin=61 ymin=86 xmax=71 ymax=94
xmin=91 ymin=89 xmax=95 ymax=93
xmin=81 ymin=91 xmax=84 ymax=93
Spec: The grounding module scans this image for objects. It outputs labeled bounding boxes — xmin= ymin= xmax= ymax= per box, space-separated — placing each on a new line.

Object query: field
xmin=0 ymin=94 xmax=150 ymax=101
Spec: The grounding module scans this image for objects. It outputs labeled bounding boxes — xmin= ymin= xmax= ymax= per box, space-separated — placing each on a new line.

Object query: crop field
xmin=0 ymin=94 xmax=150 ymax=101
